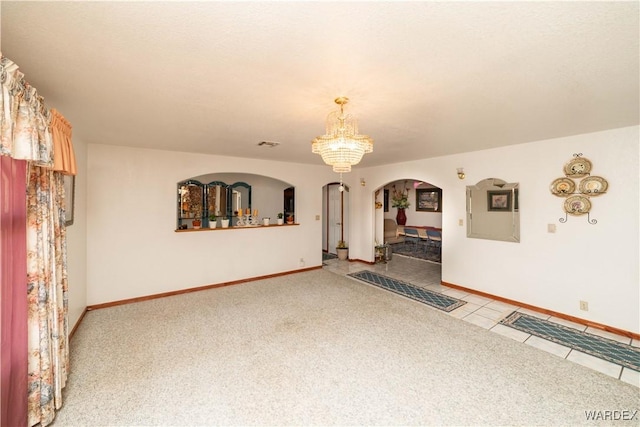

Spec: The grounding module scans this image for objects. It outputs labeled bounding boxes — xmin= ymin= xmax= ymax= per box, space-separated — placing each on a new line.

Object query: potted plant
xmin=220 ymin=216 xmax=230 ymax=228
xmin=391 ymin=180 xmax=410 ymax=225
xmin=336 ymin=240 xmax=348 ymax=261
xmin=208 ymin=213 xmax=217 ymax=229
xmin=286 ymin=214 xmax=294 ymax=224
xmin=192 ymin=207 xmax=202 ymax=229
xmin=277 ymin=213 xmax=284 ymax=225
xmin=375 ymin=241 xmax=390 ymax=263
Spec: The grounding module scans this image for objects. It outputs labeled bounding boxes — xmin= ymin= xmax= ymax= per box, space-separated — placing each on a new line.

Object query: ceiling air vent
xmin=258 ymin=141 xmax=280 ymax=147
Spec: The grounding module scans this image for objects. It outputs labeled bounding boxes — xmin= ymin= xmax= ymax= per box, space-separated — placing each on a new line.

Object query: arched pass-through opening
xmin=374 ymin=178 xmax=443 ymax=265
xmin=176 ymin=172 xmax=294 ymax=230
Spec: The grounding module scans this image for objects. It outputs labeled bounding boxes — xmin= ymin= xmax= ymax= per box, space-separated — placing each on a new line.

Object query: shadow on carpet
xmin=389 ymin=242 xmax=440 ymax=263
xmin=348 ymin=270 xmax=466 ymax=312
xmin=500 ymin=311 xmax=640 ymax=371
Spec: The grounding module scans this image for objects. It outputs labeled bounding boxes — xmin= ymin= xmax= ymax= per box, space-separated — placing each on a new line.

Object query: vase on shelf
xmin=396 ymin=208 xmax=407 ymax=226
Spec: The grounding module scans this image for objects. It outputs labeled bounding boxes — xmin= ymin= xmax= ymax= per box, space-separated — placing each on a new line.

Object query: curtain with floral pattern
xmin=1 ymin=53 xmax=73 ymax=427
xmin=0 ymin=57 xmax=53 ymax=167
xmin=26 ymin=166 xmax=69 ymax=427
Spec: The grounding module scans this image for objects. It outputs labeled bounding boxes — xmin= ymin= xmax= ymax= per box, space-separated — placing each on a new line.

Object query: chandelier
xmin=311 ymin=97 xmax=373 ymax=173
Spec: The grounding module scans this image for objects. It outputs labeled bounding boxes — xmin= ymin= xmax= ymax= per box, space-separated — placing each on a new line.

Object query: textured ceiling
xmin=1 ymin=1 xmax=638 ymax=169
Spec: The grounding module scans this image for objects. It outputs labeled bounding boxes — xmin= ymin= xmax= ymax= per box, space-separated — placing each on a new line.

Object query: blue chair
xmin=403 ymin=228 xmax=421 ymax=252
xmin=426 ymin=229 xmax=442 ymax=259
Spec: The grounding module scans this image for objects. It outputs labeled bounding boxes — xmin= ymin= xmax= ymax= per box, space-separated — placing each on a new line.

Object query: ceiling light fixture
xmin=311 ymin=97 xmax=373 ymax=173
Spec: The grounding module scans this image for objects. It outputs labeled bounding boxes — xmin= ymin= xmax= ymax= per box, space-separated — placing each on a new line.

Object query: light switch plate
xmin=547 ymin=224 xmax=556 ymax=233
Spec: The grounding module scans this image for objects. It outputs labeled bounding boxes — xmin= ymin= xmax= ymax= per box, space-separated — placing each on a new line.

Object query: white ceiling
xmin=1 ymin=1 xmax=638 ymax=169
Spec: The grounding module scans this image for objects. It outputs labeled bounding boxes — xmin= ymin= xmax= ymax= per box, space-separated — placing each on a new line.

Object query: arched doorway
xmin=375 ymin=179 xmax=442 ymax=264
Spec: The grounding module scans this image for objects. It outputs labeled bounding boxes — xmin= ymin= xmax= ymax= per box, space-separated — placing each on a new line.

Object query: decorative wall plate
xmin=564 ymin=195 xmax=591 ymax=216
xmin=563 ymin=157 xmax=592 ymax=178
xmin=550 ymin=178 xmax=575 ymax=196
xmin=579 ymin=176 xmax=608 ymax=196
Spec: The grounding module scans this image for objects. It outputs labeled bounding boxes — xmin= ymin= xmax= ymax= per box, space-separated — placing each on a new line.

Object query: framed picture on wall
xmin=64 ymin=175 xmax=75 ymax=226
xmin=416 ymin=188 xmax=442 ymax=212
xmin=487 ymin=190 xmax=511 ymax=211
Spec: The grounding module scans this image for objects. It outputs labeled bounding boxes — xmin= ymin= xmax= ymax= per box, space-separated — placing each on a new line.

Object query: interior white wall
xmin=65 ymin=136 xmax=87 ymax=329
xmin=86 ymin=144 xmax=338 ymax=306
xmin=83 ymin=126 xmax=638 ymax=334
xmin=352 ymin=126 xmax=639 ymax=333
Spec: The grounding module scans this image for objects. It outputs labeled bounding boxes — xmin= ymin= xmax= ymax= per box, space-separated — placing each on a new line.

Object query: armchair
xmin=384 ymin=219 xmax=405 ymax=244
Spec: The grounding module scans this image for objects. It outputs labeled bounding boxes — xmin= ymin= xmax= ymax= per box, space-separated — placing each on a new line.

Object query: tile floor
xmin=322 ymin=254 xmax=639 ymax=388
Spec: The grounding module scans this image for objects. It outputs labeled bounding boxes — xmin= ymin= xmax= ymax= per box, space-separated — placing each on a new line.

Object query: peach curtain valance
xmin=49 ymin=109 xmax=76 ymax=176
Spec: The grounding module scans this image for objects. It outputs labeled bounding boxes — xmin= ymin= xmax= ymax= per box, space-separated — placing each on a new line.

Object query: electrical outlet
xmin=458 ymin=219 xmax=463 ymax=226
xmin=579 ymin=300 xmax=588 ymax=311
xmin=315 ymin=215 xmax=320 ymax=220
xmin=299 ymin=258 xmax=305 ymax=267
xmin=548 ymin=224 xmax=556 ymax=233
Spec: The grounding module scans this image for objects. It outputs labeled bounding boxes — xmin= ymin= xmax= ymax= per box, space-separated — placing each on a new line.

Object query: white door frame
xmin=325 ymin=183 xmax=349 ymax=254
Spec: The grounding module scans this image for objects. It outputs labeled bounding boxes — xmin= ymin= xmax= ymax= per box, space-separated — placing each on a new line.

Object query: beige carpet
xmin=53 ymin=269 xmax=639 ymax=426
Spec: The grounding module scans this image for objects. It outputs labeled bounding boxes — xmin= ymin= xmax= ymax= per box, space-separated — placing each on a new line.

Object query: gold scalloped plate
xmin=563 ymin=157 xmax=592 ymax=178
xmin=550 ymin=177 xmax=575 ymax=197
xmin=564 ymin=195 xmax=591 ymax=216
xmin=579 ymin=176 xmax=608 ymax=196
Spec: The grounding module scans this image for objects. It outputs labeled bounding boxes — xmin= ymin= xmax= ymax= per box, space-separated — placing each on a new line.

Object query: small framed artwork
xmin=64 ymin=175 xmax=75 ymax=226
xmin=487 ymin=190 xmax=511 ymax=212
xmin=416 ymin=188 xmax=442 ymax=212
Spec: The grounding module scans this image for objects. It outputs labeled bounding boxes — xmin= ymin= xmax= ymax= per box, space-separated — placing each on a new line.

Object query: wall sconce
xmin=457 ymin=168 xmax=465 ymax=180
xmin=360 ymin=178 xmax=366 ymax=186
